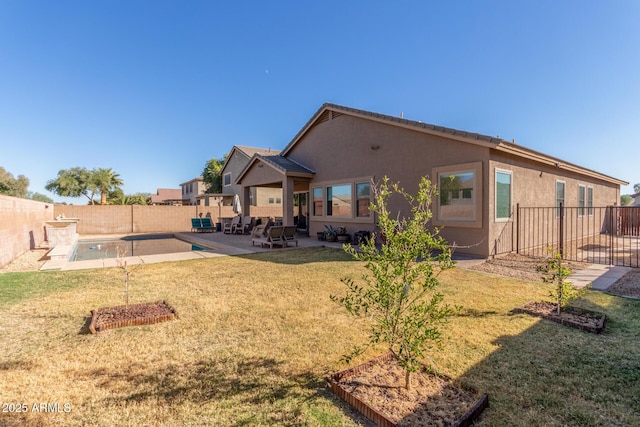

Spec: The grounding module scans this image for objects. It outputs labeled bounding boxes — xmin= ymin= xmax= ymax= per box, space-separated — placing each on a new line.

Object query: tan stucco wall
xmin=486 ymin=153 xmax=621 ymax=254
xmin=0 ymin=195 xmax=53 ymax=268
xmin=286 ymin=113 xmax=492 ymax=256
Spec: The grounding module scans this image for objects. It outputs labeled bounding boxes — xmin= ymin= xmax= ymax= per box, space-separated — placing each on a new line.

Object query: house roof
xmin=235 ymin=153 xmax=314 ymax=185
xmin=149 ymin=188 xmax=183 ymax=204
xmin=179 ymin=176 xmax=204 ymax=186
xmin=221 ymin=145 xmax=281 ymax=173
xmin=280 ymin=103 xmax=627 ymax=187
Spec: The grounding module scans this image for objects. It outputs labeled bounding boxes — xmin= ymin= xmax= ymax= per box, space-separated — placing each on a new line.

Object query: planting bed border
xmin=327 ymin=352 xmax=489 ymax=427
xmin=89 ymin=300 xmax=178 ymax=334
xmin=513 ymin=302 xmax=606 ymax=334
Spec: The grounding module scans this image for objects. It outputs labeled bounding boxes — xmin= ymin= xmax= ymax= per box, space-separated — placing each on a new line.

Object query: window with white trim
xmin=223 ymin=173 xmax=231 ymax=187
xmin=556 ymin=181 xmax=565 ymax=217
xmin=587 ymin=186 xmax=593 ymax=216
xmin=495 ymin=170 xmax=512 ymax=221
xmin=578 ymin=185 xmax=586 ymax=216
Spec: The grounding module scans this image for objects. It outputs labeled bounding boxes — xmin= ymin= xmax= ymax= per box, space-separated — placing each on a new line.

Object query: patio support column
xmin=242 ymin=186 xmax=251 ymax=217
xmin=282 ymin=176 xmax=295 ymax=226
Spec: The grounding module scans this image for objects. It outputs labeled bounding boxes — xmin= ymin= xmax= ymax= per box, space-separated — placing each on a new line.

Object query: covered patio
xmin=235 ymin=154 xmax=315 ymax=233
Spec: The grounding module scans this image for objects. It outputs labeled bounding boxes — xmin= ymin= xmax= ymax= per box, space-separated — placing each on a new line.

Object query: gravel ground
xmin=469 ymin=253 xmax=640 ymax=299
xmin=0 ymin=249 xmax=49 ymax=273
xmin=3 ymin=249 xmax=640 ymax=299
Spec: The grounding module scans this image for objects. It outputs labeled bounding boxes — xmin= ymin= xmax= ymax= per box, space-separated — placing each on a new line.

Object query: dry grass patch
xmin=0 ymin=247 xmax=639 ymax=426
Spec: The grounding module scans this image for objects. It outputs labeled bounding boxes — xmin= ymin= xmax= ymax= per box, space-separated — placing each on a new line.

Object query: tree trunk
xmin=405 ymin=370 xmax=412 ymax=390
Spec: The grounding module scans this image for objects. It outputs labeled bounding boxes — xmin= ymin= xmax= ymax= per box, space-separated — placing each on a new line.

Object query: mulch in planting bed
xmin=328 ymin=352 xmax=488 ymax=427
xmin=513 ymin=301 xmax=605 ymax=334
xmin=89 ymin=300 xmax=178 ymax=334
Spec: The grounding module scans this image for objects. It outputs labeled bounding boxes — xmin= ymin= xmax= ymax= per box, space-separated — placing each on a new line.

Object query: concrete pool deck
xmin=40 ymin=231 xmax=341 ymax=271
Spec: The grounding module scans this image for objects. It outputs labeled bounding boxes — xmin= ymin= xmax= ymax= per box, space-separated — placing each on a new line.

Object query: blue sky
xmin=1 ymin=1 xmax=638 ymax=203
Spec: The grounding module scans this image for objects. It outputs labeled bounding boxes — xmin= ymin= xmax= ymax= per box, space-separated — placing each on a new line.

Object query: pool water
xmin=71 ymin=235 xmax=207 ymax=261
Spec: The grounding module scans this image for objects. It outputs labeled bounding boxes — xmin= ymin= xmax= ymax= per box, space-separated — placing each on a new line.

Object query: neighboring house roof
xmin=280 ymin=103 xmax=628 ymax=187
xmin=179 ymin=176 xmax=204 ymax=186
xmin=149 ymin=188 xmax=183 ymax=204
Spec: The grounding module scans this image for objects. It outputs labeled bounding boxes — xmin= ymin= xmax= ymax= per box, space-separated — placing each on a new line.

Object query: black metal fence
xmin=492 ymin=204 xmax=640 ymax=268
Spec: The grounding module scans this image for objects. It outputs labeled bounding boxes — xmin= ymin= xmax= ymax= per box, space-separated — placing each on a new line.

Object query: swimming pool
xmin=70 ymin=234 xmax=208 ymax=262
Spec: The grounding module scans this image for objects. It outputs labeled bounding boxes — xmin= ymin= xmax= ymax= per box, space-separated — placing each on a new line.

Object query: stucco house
xmin=180 ymin=177 xmax=207 ymax=205
xmin=149 ymin=188 xmax=185 ymax=205
xmin=235 ymin=103 xmax=627 ymax=258
xmin=220 ymin=145 xmax=284 ymax=207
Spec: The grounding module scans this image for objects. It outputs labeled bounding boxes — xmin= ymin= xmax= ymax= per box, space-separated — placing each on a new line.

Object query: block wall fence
xmin=1 ymin=199 xmax=284 ymax=268
xmin=0 ymin=195 xmax=54 ymax=268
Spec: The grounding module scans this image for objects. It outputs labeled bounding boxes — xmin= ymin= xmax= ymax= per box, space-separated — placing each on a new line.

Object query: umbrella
xmin=232 ymin=194 xmax=242 ymax=214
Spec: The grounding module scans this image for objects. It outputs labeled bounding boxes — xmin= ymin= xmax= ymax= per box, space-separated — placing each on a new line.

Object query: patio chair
xmin=223 ymin=215 xmax=241 ymax=234
xmin=282 ymin=225 xmax=298 ymax=247
xmin=234 ymin=215 xmax=253 ymax=234
xmin=252 ymin=226 xmax=286 ymax=249
xmin=200 ymin=217 xmax=215 ymax=232
xmin=191 ymin=218 xmax=202 ymax=232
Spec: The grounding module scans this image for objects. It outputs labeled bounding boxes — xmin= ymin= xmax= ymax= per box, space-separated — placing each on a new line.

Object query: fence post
xmin=559 ymin=202 xmax=564 ymax=257
xmin=516 ymin=203 xmax=520 ymax=254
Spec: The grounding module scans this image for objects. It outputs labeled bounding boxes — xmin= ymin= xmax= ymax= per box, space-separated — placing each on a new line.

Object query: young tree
xmin=202 ymin=155 xmax=227 ymax=193
xmin=537 ymin=249 xmax=588 ymax=315
xmin=331 ymin=176 xmax=458 ymax=390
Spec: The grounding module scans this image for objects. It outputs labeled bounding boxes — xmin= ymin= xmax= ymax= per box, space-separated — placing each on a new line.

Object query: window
xmin=439 ymin=170 xmax=476 ymax=221
xmin=556 ymin=181 xmax=565 ymax=217
xmin=327 ymin=184 xmax=352 ymax=217
xmin=223 ymin=173 xmax=231 ymax=187
xmin=276 ymin=197 xmax=281 ymax=204
xmin=578 ymin=185 xmax=586 ymax=216
xmin=268 ymin=197 xmax=274 ymax=204
xmin=312 ymin=187 xmax=323 ymax=216
xmin=356 ymin=182 xmax=371 ymax=217
xmin=495 ymin=170 xmax=512 ymax=220
xmin=587 ymin=187 xmax=594 ymax=215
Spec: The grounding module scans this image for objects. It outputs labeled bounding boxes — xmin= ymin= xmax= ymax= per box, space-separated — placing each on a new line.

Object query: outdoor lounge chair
xmin=282 ymin=225 xmax=298 ymax=247
xmin=252 ymin=225 xmax=285 ymax=249
xmin=223 ymin=215 xmax=241 ymax=234
xmin=191 ymin=218 xmax=202 ymax=232
xmin=233 ymin=215 xmax=253 ymax=234
xmin=200 ymin=217 xmax=215 ymax=232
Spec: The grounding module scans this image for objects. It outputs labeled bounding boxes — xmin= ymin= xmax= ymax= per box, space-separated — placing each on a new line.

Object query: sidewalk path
xmin=569 ymin=264 xmax=632 ymax=290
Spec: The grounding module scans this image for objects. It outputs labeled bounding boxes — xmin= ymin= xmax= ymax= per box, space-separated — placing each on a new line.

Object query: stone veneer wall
xmin=0 ymin=195 xmax=54 ymax=268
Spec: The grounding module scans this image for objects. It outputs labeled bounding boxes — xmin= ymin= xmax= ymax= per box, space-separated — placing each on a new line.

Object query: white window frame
xmin=495 ymin=169 xmax=512 ymax=222
xmin=587 ymin=186 xmax=594 ymax=216
xmin=578 ymin=184 xmax=586 ymax=216
xmin=223 ymin=173 xmax=232 ymax=187
xmin=355 ymin=181 xmax=371 ymax=218
xmin=556 ymin=180 xmax=566 ymax=217
xmin=309 ymin=177 xmax=374 ymax=223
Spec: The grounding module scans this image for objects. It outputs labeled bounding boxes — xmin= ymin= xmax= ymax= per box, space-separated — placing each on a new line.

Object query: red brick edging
xmin=327 ymin=351 xmax=489 ymax=427
xmin=89 ymin=300 xmax=178 ymax=334
xmin=513 ymin=302 xmax=606 ymax=334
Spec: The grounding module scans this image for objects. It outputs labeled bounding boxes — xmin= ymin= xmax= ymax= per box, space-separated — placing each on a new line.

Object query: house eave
xmin=494 ymin=142 xmax=628 ymax=186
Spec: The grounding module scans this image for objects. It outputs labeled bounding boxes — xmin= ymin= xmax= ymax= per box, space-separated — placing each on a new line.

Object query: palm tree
xmin=92 ymin=168 xmax=124 ymax=205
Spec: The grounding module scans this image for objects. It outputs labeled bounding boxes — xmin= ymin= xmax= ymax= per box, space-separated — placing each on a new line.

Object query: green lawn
xmin=0 ymin=247 xmax=638 ymax=426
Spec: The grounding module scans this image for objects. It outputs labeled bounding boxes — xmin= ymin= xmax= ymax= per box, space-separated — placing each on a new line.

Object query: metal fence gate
xmin=493 ymin=205 xmax=640 ymax=268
